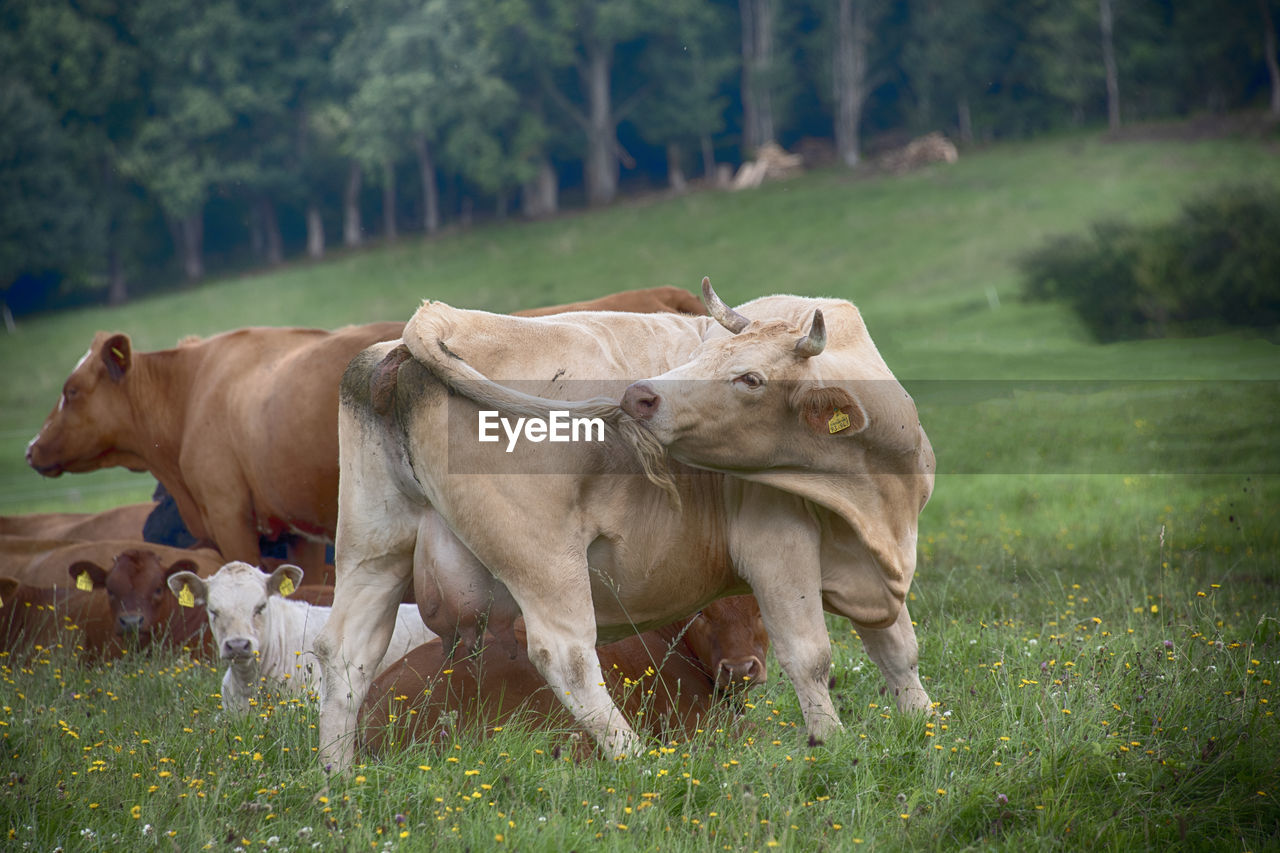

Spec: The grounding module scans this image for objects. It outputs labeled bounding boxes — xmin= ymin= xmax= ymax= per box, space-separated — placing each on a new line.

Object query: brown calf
xmin=359 ymin=595 xmax=767 ymax=755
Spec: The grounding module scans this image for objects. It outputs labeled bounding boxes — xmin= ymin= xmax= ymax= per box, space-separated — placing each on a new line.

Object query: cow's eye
xmin=253 ymin=603 xmax=266 ymax=616
xmin=733 ymin=372 xmax=765 ymax=390
xmin=63 ymin=386 xmax=79 ymax=402
xmin=207 ymin=609 xmax=218 ymax=619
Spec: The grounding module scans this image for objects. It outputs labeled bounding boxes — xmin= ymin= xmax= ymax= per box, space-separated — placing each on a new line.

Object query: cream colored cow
xmin=315 ymin=279 xmax=933 ymax=769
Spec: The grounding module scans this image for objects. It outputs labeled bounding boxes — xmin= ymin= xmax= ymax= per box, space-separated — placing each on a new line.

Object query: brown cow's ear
xmin=797 ymin=386 xmax=868 ymax=436
xmin=68 ymin=561 xmax=108 ymax=590
xmin=101 ymin=333 xmax=132 ymax=382
xmin=165 ymin=559 xmax=200 ymax=578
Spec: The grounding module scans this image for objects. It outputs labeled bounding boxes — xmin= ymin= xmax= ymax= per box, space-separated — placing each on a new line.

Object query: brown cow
xmin=70 ymin=548 xmax=223 ymax=657
xmin=26 ymin=288 xmax=705 ymax=580
xmin=1 ymin=536 xmax=221 ymax=589
xmin=0 ymin=502 xmax=156 ymax=541
xmin=359 ymin=596 xmax=767 ymax=755
xmin=0 ymin=576 xmax=115 ymax=656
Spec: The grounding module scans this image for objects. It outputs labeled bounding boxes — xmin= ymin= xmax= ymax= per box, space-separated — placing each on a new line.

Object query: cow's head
xmin=683 ymin=595 xmax=769 ymax=693
xmin=69 ymin=549 xmax=198 ymax=639
xmin=621 ymin=278 xmax=872 ymax=472
xmin=27 ymin=332 xmax=140 ymax=477
xmin=167 ymin=561 xmax=303 ymax=662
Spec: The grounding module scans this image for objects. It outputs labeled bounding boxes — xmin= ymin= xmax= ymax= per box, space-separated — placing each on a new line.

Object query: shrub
xmin=1020 ymin=185 xmax=1280 ymax=340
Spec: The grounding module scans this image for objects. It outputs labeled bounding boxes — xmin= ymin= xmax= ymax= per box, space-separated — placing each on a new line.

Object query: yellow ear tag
xmin=828 ymin=408 xmax=851 ymax=434
xmin=178 ymin=584 xmax=195 ymax=608
xmin=278 ymin=577 xmax=295 ymax=597
xmin=76 ymin=572 xmax=93 ymax=591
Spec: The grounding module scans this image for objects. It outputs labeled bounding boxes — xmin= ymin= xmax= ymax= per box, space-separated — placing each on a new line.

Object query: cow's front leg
xmin=314 ymin=551 xmax=412 ymax=772
xmin=729 ymin=486 xmax=842 ymax=740
xmin=853 ymin=603 xmax=931 ymax=713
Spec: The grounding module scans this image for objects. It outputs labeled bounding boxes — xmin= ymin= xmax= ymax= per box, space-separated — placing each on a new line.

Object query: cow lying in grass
xmin=168 ymin=562 xmax=435 ymax=713
xmin=359 ymin=595 xmax=768 ymax=755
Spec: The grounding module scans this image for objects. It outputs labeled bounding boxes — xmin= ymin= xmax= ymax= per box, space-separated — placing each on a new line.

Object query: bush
xmin=1020 ymin=185 xmax=1280 ymax=340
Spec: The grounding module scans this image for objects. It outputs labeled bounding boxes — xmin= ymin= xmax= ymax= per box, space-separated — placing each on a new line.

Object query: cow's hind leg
xmin=853 ymin=604 xmax=931 ymax=713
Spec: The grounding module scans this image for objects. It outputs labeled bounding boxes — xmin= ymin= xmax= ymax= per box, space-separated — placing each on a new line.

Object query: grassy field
xmin=1 ymin=129 xmax=1278 ymax=850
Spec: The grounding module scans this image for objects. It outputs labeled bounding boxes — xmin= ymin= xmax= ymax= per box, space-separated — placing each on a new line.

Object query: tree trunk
xmin=495 ymin=187 xmax=509 ymax=221
xmin=306 ymin=203 xmax=325 ymax=259
xmin=582 ymin=40 xmax=618 ymax=207
xmin=258 ymin=195 xmax=284 ymax=266
xmin=701 ymin=133 xmax=717 ymax=181
xmin=178 ymin=211 xmax=204 ymax=282
xmin=1099 ymin=0 xmax=1121 ymax=131
xmin=414 ymin=134 xmax=440 ymax=235
xmin=957 ymin=94 xmax=973 ymax=144
xmin=107 ymin=246 xmax=127 ymax=306
xmin=740 ymin=0 xmax=776 ymax=154
xmin=833 ymin=0 xmax=869 ymax=167
xmin=1262 ymin=0 xmax=1280 ymax=115
xmin=381 ymin=159 xmax=397 ymax=242
xmin=666 ymin=142 xmax=688 ymax=193
xmin=344 ymin=161 xmax=363 ymax=247
xmin=521 ymin=158 xmax=559 ymax=219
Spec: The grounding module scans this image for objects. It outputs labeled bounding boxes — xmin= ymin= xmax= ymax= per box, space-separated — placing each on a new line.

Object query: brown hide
xmin=0 ymin=503 xmax=155 ymax=541
xmin=26 ymin=288 xmax=702 ymax=580
xmin=515 ymin=286 xmax=706 ymax=318
xmin=0 ymin=577 xmax=115 ymax=656
xmin=70 ymin=547 xmax=223 ymax=659
xmin=359 ymin=596 xmax=767 ymax=755
xmin=1 ymin=536 xmax=220 ymax=588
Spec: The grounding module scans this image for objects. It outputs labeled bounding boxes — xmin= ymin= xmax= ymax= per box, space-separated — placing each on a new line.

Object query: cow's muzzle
xmin=715 ymin=656 xmax=766 ymax=692
xmin=621 ymin=381 xmax=661 ymax=420
xmin=25 ymin=440 xmax=63 ymax=477
xmin=222 ymin=637 xmax=256 ymax=661
xmin=117 ymin=613 xmax=145 ymax=634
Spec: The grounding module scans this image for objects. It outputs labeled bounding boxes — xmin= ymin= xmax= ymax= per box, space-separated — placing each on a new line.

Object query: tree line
xmin=2 ymin=0 xmax=1277 ymax=323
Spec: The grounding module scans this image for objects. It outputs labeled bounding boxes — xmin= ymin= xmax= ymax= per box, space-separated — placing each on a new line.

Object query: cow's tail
xmin=403 ymin=326 xmax=681 ymax=510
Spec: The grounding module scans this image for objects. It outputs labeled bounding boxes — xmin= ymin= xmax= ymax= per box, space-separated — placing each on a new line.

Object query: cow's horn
xmin=794 ymin=309 xmax=826 ymax=358
xmin=701 ymin=276 xmax=750 ymax=334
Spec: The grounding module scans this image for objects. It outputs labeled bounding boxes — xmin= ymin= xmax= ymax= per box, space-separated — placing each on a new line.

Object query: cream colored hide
xmin=170 ymin=562 xmax=434 ymax=713
xmin=315 ymin=280 xmax=933 ymax=770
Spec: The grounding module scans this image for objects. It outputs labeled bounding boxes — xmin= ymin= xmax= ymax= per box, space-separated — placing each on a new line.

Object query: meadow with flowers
xmin=2 ymin=130 xmax=1278 ymax=850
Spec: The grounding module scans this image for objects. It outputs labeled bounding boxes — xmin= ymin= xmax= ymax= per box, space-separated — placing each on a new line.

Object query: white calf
xmin=169 ymin=561 xmax=434 ymax=712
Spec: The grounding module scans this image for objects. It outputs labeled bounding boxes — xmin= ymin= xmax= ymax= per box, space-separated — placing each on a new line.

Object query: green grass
xmin=1 ymin=129 xmax=1278 ymax=850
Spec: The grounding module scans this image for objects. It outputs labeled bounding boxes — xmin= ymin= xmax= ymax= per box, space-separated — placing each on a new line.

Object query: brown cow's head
xmin=27 ymin=332 xmax=141 ymax=477
xmin=682 ymin=595 xmax=769 ymax=693
xmin=70 ymin=549 xmax=198 ymax=639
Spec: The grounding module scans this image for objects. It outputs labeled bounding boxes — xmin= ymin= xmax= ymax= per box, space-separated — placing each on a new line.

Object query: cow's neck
xmin=260 ymin=597 xmax=329 ymax=693
xmin=123 ymin=346 xmax=206 ymax=517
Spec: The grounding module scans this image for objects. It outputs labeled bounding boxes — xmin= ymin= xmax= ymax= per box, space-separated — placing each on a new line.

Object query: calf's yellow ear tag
xmin=178 ymin=584 xmax=195 ymax=608
xmin=76 ymin=572 xmax=93 ymax=592
xmin=828 ymin=408 xmax=852 ymax=434
xmin=278 ymin=577 xmax=295 ymax=597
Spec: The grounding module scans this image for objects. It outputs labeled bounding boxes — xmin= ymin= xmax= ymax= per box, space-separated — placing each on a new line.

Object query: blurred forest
xmin=2 ymin=0 xmax=1278 ymax=323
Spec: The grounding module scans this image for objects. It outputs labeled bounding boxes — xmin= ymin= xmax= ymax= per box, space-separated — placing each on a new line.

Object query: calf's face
xmin=27 ymin=332 xmax=138 ymax=477
xmin=71 ymin=550 xmax=198 ymax=637
xmin=682 ymin=595 xmax=769 ymax=692
xmin=167 ymin=562 xmax=303 ymax=661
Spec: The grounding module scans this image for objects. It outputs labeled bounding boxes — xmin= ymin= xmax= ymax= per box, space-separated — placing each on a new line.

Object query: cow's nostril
xmin=621 ymin=382 xmax=661 ymax=420
xmin=118 ymin=613 xmax=144 ymax=633
xmin=223 ymin=638 xmax=253 ymax=659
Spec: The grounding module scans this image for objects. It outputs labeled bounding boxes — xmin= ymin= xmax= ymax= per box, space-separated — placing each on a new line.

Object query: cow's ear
xmin=165 ymin=559 xmax=200 ymax=579
xmin=68 ymin=561 xmax=108 ymax=591
xmin=268 ymin=564 xmax=304 ymax=597
xmin=100 ymin=333 xmax=132 ymax=382
xmin=796 ymin=386 xmax=868 ymax=436
xmin=167 ymin=571 xmax=206 ymax=608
